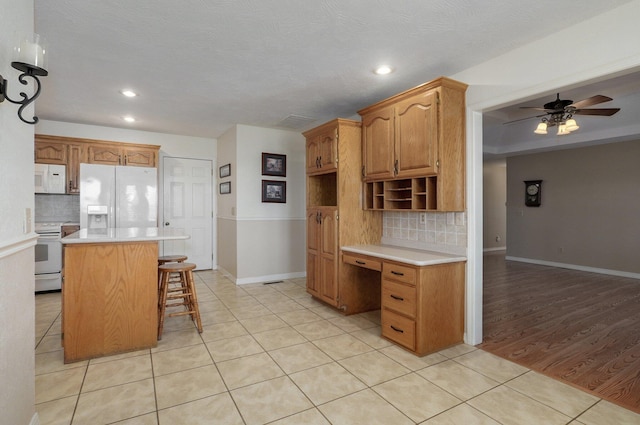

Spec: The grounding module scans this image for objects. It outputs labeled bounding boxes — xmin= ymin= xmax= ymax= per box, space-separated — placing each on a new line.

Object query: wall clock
xmin=524 ymin=180 xmax=542 ymax=207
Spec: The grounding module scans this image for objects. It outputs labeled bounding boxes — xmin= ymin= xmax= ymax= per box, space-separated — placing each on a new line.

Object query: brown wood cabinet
xmin=306 ymin=126 xmax=338 ymax=175
xmin=303 ymin=119 xmax=382 ymax=314
xmin=306 ymin=207 xmax=338 ymax=304
xmin=358 ymin=77 xmax=467 ymax=211
xmin=344 ymin=250 xmax=465 ymax=356
xmin=87 ymin=143 xmax=158 ymax=167
xmin=35 ymin=135 xmax=160 ymax=194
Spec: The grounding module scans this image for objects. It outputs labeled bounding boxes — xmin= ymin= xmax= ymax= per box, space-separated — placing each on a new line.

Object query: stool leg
xmin=186 ymin=270 xmax=203 ymax=333
xmin=157 ymin=270 xmax=170 ymax=340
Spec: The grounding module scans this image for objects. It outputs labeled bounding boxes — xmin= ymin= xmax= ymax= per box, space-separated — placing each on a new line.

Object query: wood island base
xmin=62 ymin=241 xmax=159 ymax=363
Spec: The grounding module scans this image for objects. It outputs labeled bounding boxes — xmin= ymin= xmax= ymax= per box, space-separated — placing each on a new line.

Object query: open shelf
xmin=365 ymin=177 xmax=437 ymax=211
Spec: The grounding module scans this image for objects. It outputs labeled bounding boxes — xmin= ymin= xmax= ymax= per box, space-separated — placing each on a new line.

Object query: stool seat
xmin=157 ymin=262 xmax=202 ymax=339
xmin=158 ymin=255 xmax=188 ymax=265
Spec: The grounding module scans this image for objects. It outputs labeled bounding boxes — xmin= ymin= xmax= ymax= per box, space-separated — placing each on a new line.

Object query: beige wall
xmin=506 ymin=140 xmax=640 ymax=275
xmin=483 ymin=159 xmax=507 ymax=251
xmin=217 ymin=124 xmax=306 ymax=283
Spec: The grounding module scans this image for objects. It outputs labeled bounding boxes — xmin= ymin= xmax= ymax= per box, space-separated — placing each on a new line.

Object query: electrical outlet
xmin=495 ymin=235 xmax=501 ymax=242
xmin=419 ymin=213 xmax=426 ymax=224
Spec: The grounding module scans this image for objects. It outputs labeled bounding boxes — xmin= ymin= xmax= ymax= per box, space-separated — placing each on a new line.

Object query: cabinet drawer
xmin=382 ymin=309 xmax=416 ymax=351
xmin=343 ymin=253 xmax=382 ymax=271
xmin=382 ymin=262 xmax=416 ymax=285
xmin=382 ymin=279 xmax=416 ymax=318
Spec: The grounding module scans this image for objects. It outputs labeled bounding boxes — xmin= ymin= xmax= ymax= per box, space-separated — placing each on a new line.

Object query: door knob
xmin=164 ymin=222 xmax=170 ymax=226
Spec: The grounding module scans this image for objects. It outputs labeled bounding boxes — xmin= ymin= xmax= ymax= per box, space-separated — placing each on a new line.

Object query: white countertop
xmin=341 ymin=244 xmax=466 ymax=266
xmin=61 ymin=227 xmax=190 ymax=244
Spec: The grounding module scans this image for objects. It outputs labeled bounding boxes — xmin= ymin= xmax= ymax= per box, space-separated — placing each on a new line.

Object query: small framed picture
xmin=262 ymin=180 xmax=286 ymax=203
xmin=219 ymin=163 xmax=231 ymax=178
xmin=262 ymin=153 xmax=286 ymax=177
xmin=219 ymin=181 xmax=231 ymax=194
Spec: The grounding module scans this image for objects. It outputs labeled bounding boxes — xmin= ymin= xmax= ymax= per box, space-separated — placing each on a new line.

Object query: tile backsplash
xmin=35 ymin=194 xmax=80 ymax=223
xmin=381 ymin=211 xmax=467 ymax=255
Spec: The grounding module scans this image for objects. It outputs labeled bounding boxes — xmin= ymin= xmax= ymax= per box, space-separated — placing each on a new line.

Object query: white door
xmin=162 ymin=157 xmax=213 ymax=270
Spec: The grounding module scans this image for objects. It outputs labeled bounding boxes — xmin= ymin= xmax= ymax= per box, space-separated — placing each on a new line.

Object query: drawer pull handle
xmin=355 ymin=260 xmax=366 ymax=265
xmin=390 ymin=294 xmax=404 ymax=301
xmin=391 ymin=271 xmax=405 ymax=276
xmin=390 ymin=325 xmax=404 ymax=333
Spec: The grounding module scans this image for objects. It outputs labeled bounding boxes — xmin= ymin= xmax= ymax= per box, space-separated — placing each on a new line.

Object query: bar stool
xmin=157 ymin=262 xmax=203 ymax=339
xmin=157 ymin=255 xmax=188 ymax=294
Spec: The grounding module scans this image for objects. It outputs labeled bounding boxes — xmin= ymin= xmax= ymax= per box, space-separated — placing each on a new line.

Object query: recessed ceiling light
xmin=123 ymin=116 xmax=135 ymax=123
xmin=120 ymin=89 xmax=137 ymax=97
xmin=374 ymin=65 xmax=393 ymax=75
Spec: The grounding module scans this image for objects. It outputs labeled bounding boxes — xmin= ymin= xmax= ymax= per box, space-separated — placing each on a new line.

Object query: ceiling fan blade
xmin=502 ymin=113 xmax=547 ymax=125
xmin=570 ymin=95 xmax=613 ymax=109
xmin=519 ymin=107 xmax=551 ymax=111
xmin=573 ymin=108 xmax=620 ymax=116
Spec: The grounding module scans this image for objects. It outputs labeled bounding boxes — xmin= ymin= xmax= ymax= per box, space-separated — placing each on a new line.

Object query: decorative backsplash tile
xmin=381 ymin=211 xmax=467 ymax=255
xmin=35 ymin=194 xmax=80 ymax=223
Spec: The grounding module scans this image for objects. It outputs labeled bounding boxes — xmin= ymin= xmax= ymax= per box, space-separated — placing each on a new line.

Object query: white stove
xmin=35 ymin=222 xmax=64 ymax=292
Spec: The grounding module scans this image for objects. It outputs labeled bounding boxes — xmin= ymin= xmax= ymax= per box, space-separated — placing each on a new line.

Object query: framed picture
xmin=219 ymin=181 xmax=231 ymax=194
xmin=262 ymin=180 xmax=286 ymax=203
xmin=262 ymin=152 xmax=286 ymax=177
xmin=219 ymin=163 xmax=231 ymax=178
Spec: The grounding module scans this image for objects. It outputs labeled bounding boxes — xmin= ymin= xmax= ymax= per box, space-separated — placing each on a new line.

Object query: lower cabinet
xmin=381 ymin=260 xmax=465 ymax=355
xmin=306 ymin=207 xmax=338 ymax=305
xmin=343 ymin=250 xmax=465 ymax=356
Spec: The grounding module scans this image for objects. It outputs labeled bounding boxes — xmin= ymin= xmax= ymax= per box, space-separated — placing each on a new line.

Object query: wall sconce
xmin=0 ymin=33 xmax=48 ymax=125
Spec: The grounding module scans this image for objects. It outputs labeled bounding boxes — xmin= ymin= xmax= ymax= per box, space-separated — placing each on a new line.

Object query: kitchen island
xmin=61 ymin=227 xmax=189 ymax=363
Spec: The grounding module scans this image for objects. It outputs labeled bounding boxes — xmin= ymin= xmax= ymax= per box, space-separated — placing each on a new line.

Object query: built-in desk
xmin=341 ymin=244 xmax=466 ymax=356
xmin=61 ymin=228 xmax=189 ymax=363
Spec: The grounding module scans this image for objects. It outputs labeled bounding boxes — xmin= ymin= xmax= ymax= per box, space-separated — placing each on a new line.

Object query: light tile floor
xmin=34 ymin=270 xmax=640 ymax=425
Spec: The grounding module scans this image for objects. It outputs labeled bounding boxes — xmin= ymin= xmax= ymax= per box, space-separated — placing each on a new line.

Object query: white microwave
xmin=35 ymin=164 xmax=66 ymax=194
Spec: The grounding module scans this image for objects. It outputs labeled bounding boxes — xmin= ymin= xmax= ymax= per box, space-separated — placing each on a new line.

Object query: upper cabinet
xmin=35 ymin=135 xmax=160 ymax=194
xmin=358 ymin=77 xmax=467 ymax=212
xmin=305 ymin=125 xmax=338 ymax=175
xmin=87 ymin=144 xmax=157 ymax=167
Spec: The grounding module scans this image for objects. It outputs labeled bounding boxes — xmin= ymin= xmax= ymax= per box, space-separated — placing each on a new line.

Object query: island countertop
xmin=61 ymin=227 xmax=189 ymax=244
xmin=341 ymin=244 xmax=466 ymax=266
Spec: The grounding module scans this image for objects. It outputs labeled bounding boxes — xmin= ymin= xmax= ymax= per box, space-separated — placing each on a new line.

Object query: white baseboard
xmin=505 ymin=256 xmax=640 ymax=280
xmin=216 ymin=267 xmax=306 ymax=285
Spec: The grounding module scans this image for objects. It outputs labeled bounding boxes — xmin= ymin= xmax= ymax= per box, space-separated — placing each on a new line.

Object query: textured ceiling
xmin=33 ymin=1 xmax=633 ymax=139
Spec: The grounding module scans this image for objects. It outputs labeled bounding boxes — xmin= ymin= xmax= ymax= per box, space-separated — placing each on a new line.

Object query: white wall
xmin=452 ymin=1 xmax=640 ymax=345
xmin=217 ymin=124 xmax=306 ymax=283
xmin=0 ymin=1 xmax=38 ymax=424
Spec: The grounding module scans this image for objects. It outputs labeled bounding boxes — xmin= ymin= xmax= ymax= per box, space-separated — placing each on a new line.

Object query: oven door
xmin=35 ymin=233 xmax=62 ymax=275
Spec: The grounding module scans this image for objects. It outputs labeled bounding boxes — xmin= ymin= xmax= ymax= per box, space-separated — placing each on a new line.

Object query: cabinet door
xmin=35 ymin=141 xmax=67 ymax=165
xmin=87 ymin=145 xmax=122 ymax=165
xmin=395 ymin=90 xmax=438 ymax=177
xmin=319 ymin=208 xmax=338 ymax=303
xmin=306 ymin=138 xmax=320 ymax=174
xmin=362 ymin=106 xmax=395 ymax=180
xmin=306 ymin=209 xmax=320 ymax=297
xmin=123 ymin=147 xmax=157 ymax=167
xmin=317 ymin=129 xmax=337 ymax=172
xmin=67 ymin=144 xmax=85 ymax=194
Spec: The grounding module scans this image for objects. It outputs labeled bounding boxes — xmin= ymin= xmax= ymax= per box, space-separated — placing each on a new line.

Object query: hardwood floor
xmin=480 ymin=252 xmax=640 ymax=413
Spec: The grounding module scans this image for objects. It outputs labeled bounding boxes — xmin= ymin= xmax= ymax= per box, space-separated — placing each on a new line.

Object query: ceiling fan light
xmin=565 ymin=118 xmax=579 ymax=131
xmin=557 ymin=123 xmax=570 ymax=135
xmin=534 ymin=122 xmax=548 ymax=134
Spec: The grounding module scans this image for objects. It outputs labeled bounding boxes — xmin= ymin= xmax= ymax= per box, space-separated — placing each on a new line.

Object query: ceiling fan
xmin=507 ymin=93 xmax=620 ymax=135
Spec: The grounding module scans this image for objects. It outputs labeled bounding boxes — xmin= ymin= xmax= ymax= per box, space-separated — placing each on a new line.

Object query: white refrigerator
xmin=80 ymin=163 xmax=158 ymax=229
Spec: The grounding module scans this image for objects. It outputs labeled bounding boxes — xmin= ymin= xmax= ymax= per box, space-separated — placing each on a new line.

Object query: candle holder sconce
xmin=0 ymin=33 xmax=49 ymax=125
